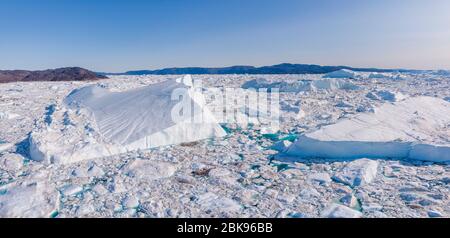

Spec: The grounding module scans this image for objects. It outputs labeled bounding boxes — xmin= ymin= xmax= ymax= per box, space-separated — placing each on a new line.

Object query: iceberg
xmin=323 ymin=69 xmax=358 ymax=79
xmin=285 ymin=97 xmax=450 ymax=162
xmin=241 ymin=78 xmax=310 ymax=92
xmin=310 ymin=78 xmax=359 ymax=91
xmin=29 ymin=76 xmax=226 ymax=164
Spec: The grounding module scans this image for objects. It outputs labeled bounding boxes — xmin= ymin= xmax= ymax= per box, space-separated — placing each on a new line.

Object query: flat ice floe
xmin=29 ymin=76 xmax=226 ymax=164
xmin=285 ymin=96 xmax=450 ymax=162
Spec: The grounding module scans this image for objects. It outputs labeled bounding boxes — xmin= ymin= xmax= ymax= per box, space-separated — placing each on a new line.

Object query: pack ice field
xmin=0 ymin=69 xmax=449 ymax=218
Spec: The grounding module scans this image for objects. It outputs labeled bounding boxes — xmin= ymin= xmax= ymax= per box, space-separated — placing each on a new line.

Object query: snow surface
xmin=286 ymin=97 xmax=450 ymax=162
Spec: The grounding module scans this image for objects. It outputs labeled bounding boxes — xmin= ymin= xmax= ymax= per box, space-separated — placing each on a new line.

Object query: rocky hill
xmin=0 ymin=67 xmax=107 ymax=83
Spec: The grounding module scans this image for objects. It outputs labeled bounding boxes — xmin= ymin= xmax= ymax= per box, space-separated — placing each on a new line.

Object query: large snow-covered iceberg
xmin=29 ymin=76 xmax=226 ymax=164
xmin=285 ymin=97 xmax=450 ymax=162
xmin=241 ymin=78 xmax=357 ymax=92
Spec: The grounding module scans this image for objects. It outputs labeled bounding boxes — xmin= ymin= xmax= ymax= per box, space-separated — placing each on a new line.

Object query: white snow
xmin=323 ymin=69 xmax=358 ymax=79
xmin=28 ymin=76 xmax=226 ymax=164
xmin=286 ymin=97 xmax=450 ymax=162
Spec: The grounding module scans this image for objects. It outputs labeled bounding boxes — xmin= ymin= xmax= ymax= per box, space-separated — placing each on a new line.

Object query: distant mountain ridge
xmin=122 ymin=63 xmax=401 ymax=75
xmin=0 ymin=67 xmax=107 ymax=83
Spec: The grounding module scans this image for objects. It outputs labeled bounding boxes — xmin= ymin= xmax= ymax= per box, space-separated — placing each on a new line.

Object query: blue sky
xmin=1 ymin=0 xmax=449 ymax=72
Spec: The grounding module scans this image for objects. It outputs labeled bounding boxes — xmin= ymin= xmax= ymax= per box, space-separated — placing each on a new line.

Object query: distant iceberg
xmin=285 ymin=97 xmax=450 ymax=162
xmin=0 ymin=141 xmax=13 ymax=153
